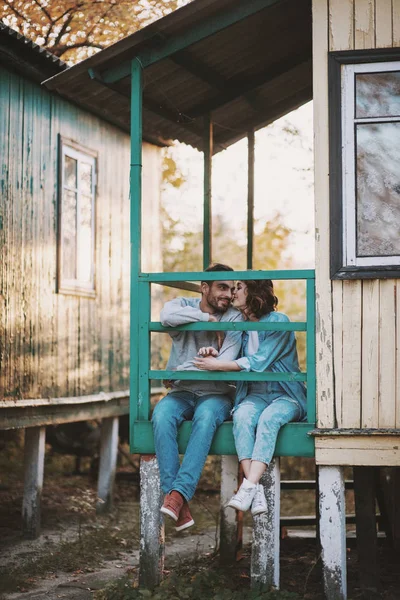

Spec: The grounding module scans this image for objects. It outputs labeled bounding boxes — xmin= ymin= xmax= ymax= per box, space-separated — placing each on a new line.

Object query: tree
xmin=0 ymin=0 xmax=191 ymax=63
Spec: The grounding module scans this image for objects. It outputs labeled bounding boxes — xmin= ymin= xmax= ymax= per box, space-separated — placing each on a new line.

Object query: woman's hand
xmin=193 ymin=356 xmax=221 ymax=370
xmin=197 ymin=346 xmax=219 ymax=357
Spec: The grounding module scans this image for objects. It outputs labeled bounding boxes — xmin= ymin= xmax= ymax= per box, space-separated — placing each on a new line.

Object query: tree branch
xmin=51 ymin=41 xmax=105 ymax=57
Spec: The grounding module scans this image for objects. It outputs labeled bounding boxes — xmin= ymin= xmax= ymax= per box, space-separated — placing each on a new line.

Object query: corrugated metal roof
xmin=42 ymin=0 xmax=312 ymax=152
xmin=0 ymin=22 xmax=67 ymax=82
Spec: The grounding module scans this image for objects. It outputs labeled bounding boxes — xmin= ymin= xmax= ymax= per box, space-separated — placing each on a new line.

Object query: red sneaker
xmin=160 ymin=491 xmax=184 ymax=522
xmin=175 ymin=501 xmax=195 ymax=532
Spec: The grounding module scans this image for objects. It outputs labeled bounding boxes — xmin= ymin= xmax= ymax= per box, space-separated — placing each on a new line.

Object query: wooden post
xmin=220 ymin=455 xmax=242 ymax=564
xmin=247 ymin=129 xmax=254 ymax=270
xmin=251 ymin=459 xmax=280 ymax=591
xmin=22 ymin=426 xmax=46 ymax=539
xmin=203 ymin=114 xmax=213 ymax=269
xmin=319 ymin=465 xmax=347 ymax=600
xmin=139 ymin=455 xmax=165 ymax=589
xmin=353 ymin=466 xmax=379 ymax=593
xmin=97 ymin=416 xmax=119 ymax=513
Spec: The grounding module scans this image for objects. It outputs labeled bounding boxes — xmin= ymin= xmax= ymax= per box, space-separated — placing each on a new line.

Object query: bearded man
xmin=152 ymin=263 xmax=242 ymax=531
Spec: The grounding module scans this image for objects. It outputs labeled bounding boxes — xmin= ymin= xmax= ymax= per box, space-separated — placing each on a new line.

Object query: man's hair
xmin=202 ymin=263 xmax=234 ymax=288
xmin=244 ymin=279 xmax=278 ymax=318
xmin=205 ymin=263 xmax=233 ymax=273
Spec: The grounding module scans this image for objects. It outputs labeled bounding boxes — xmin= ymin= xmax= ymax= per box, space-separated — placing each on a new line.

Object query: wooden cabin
xmin=34 ymin=0 xmax=400 ymax=598
xmin=0 ymin=23 xmax=163 ymax=534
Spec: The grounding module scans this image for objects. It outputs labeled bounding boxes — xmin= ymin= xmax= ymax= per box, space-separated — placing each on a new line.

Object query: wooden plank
xmin=378 ymin=280 xmax=396 ymax=427
xmin=353 ymin=467 xmax=379 ymax=593
xmin=316 ymin=435 xmax=400 ymax=449
xmin=329 ymin=0 xmax=354 ymax=51
xmin=97 ymin=416 xmax=119 ymax=513
xmin=341 ymin=280 xmax=362 ymax=427
xmin=332 ymin=282 xmax=343 ymax=427
xmin=313 ymin=0 xmax=335 ymax=428
xmin=316 ymin=447 xmax=400 ymax=466
xmin=393 ymin=0 xmax=400 ymax=46
xmin=376 ymin=0 xmax=393 ymax=47
xmin=361 ymin=280 xmax=379 ymax=427
xmin=354 ymin=0 xmax=376 ymax=49
xmin=397 ymin=280 xmax=400 ymax=428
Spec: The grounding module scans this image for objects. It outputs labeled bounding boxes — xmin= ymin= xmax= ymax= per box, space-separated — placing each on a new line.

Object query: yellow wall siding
xmin=314 ymin=0 xmax=400 ymax=432
xmin=0 ymin=66 xmax=161 ymax=400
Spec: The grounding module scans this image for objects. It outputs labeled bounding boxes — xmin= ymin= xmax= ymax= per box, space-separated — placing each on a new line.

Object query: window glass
xmin=356 ymin=121 xmax=400 ymax=256
xmin=356 ymin=72 xmax=400 ymax=118
xmin=65 ymin=155 xmax=77 ymax=189
xmin=62 ymin=189 xmax=77 ymax=279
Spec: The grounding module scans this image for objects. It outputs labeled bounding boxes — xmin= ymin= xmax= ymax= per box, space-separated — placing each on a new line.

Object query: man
xmin=152 ymin=263 xmax=242 ymax=531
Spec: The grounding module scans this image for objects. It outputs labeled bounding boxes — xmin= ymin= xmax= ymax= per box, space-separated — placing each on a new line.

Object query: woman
xmin=193 ymin=279 xmax=306 ymax=516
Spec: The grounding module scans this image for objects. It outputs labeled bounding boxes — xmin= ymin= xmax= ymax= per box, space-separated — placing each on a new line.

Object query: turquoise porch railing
xmin=130 ymin=269 xmax=315 ymax=458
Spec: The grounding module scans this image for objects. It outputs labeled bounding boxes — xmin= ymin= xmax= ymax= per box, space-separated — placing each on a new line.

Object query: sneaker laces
xmin=235 ymin=484 xmax=256 ymax=503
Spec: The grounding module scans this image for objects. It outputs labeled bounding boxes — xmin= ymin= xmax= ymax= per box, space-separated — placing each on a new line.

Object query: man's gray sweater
xmin=160 ymin=297 xmax=243 ymax=397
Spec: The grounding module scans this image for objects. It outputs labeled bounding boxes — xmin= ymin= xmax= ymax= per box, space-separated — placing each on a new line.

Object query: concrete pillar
xmin=97 ymin=416 xmax=119 ymax=513
xmin=220 ymin=455 xmax=242 ymax=564
xmin=22 ymin=426 xmax=46 ymax=539
xmin=139 ymin=455 xmax=165 ymax=589
xmin=251 ymin=458 xmax=280 ymax=591
xmin=319 ymin=465 xmax=347 ymax=600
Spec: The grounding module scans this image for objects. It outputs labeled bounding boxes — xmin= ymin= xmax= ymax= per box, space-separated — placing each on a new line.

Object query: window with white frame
xmin=329 ymin=50 xmax=400 ymax=279
xmin=58 ymin=138 xmax=97 ymax=295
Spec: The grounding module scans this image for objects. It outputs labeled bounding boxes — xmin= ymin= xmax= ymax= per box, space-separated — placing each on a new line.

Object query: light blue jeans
xmin=233 ymin=393 xmax=301 ymax=464
xmin=152 ymin=390 xmax=232 ymax=501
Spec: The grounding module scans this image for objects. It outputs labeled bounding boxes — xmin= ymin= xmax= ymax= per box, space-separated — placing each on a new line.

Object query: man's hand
xmin=198 ymin=347 xmax=219 ymax=357
xmin=193 ymin=356 xmax=221 ymax=370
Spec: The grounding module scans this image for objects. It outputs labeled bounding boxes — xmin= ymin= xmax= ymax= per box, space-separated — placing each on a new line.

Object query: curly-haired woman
xmin=194 ymin=279 xmax=306 ymax=516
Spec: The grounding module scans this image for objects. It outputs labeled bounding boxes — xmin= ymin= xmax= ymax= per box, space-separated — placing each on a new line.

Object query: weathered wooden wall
xmin=0 ymin=64 xmax=162 ymax=400
xmin=314 ymin=0 xmax=400 ymax=442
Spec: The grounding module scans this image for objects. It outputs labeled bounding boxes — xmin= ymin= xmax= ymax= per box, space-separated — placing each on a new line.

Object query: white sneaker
xmin=227 ymin=478 xmax=257 ymax=512
xmin=251 ymin=484 xmax=268 ymax=516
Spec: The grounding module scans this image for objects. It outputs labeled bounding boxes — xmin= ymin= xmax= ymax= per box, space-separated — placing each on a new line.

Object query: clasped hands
xmin=193 ymin=346 xmax=220 ymax=370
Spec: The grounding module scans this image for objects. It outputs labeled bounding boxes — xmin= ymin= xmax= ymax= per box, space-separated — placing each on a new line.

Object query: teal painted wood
xmin=306 ymin=278 xmax=316 ymax=423
xmin=203 ymin=115 xmax=212 ymax=269
xmin=138 ymin=281 xmax=151 ymax=421
xmin=247 ymin=129 xmax=255 ymax=270
xmin=150 ymin=321 xmax=307 ymax=332
xmin=131 ymin=421 xmax=315 ymax=457
xmin=101 ymin=0 xmax=282 ymax=82
xmin=139 ymin=269 xmax=315 ymax=281
xmin=149 ymin=370 xmax=307 ymax=382
xmin=129 ymin=58 xmax=143 ymax=429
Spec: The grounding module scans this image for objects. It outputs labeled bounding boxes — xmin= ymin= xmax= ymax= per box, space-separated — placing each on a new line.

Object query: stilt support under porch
xmin=319 ymin=465 xmax=347 ymax=600
xmin=22 ymin=426 xmax=46 ymax=539
xmin=139 ymin=455 xmax=165 ymax=589
xmin=97 ymin=416 xmax=119 ymax=513
xmin=220 ymin=455 xmax=242 ymax=564
xmin=251 ymin=458 xmax=280 ymax=591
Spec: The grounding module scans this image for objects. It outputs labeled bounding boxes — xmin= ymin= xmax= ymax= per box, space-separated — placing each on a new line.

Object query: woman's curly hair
xmin=244 ymin=279 xmax=278 ymax=319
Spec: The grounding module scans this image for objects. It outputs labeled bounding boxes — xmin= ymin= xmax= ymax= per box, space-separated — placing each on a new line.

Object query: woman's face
xmin=232 ymin=281 xmax=248 ymax=312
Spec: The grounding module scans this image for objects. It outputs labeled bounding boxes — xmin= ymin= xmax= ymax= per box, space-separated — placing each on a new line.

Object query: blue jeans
xmin=152 ymin=390 xmax=232 ymax=501
xmin=233 ymin=394 xmax=300 ymax=464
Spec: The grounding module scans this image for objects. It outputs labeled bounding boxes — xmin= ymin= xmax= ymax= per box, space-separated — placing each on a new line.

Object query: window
xmin=57 ymin=138 xmax=97 ymax=296
xmin=329 ymin=49 xmax=400 ymax=279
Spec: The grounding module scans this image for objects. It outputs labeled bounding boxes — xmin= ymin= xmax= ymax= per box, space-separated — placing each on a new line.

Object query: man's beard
xmin=206 ymin=293 xmax=230 ymax=313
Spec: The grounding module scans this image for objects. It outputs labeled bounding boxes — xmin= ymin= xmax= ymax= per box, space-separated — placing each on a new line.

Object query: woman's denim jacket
xmin=233 ymin=311 xmax=307 ymax=421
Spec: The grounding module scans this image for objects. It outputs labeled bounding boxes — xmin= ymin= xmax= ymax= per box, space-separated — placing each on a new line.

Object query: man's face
xmin=201 ymin=280 xmax=235 ymax=313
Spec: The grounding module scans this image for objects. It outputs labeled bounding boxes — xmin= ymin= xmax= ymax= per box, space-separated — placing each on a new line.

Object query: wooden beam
xmin=100 ymin=0 xmax=283 ymax=82
xmin=186 ymin=53 xmax=312 ymax=118
xmin=247 ymin=129 xmax=255 ymax=269
xmin=203 ymin=114 xmax=213 ymax=268
xmin=353 ymin=467 xmax=379 ymax=594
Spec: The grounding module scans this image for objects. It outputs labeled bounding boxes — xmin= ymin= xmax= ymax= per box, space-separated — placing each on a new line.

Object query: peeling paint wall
xmin=0 ymin=65 xmax=162 ymax=400
xmin=314 ymin=0 xmax=400 ymax=433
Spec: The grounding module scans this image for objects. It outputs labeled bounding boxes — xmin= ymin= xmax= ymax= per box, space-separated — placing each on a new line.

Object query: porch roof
xmin=44 ymin=0 xmax=312 ymax=153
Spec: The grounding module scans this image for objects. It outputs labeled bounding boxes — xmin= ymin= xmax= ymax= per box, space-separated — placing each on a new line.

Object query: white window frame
xmin=342 ymin=60 xmax=400 ymax=269
xmin=57 ymin=137 xmax=97 ymax=297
